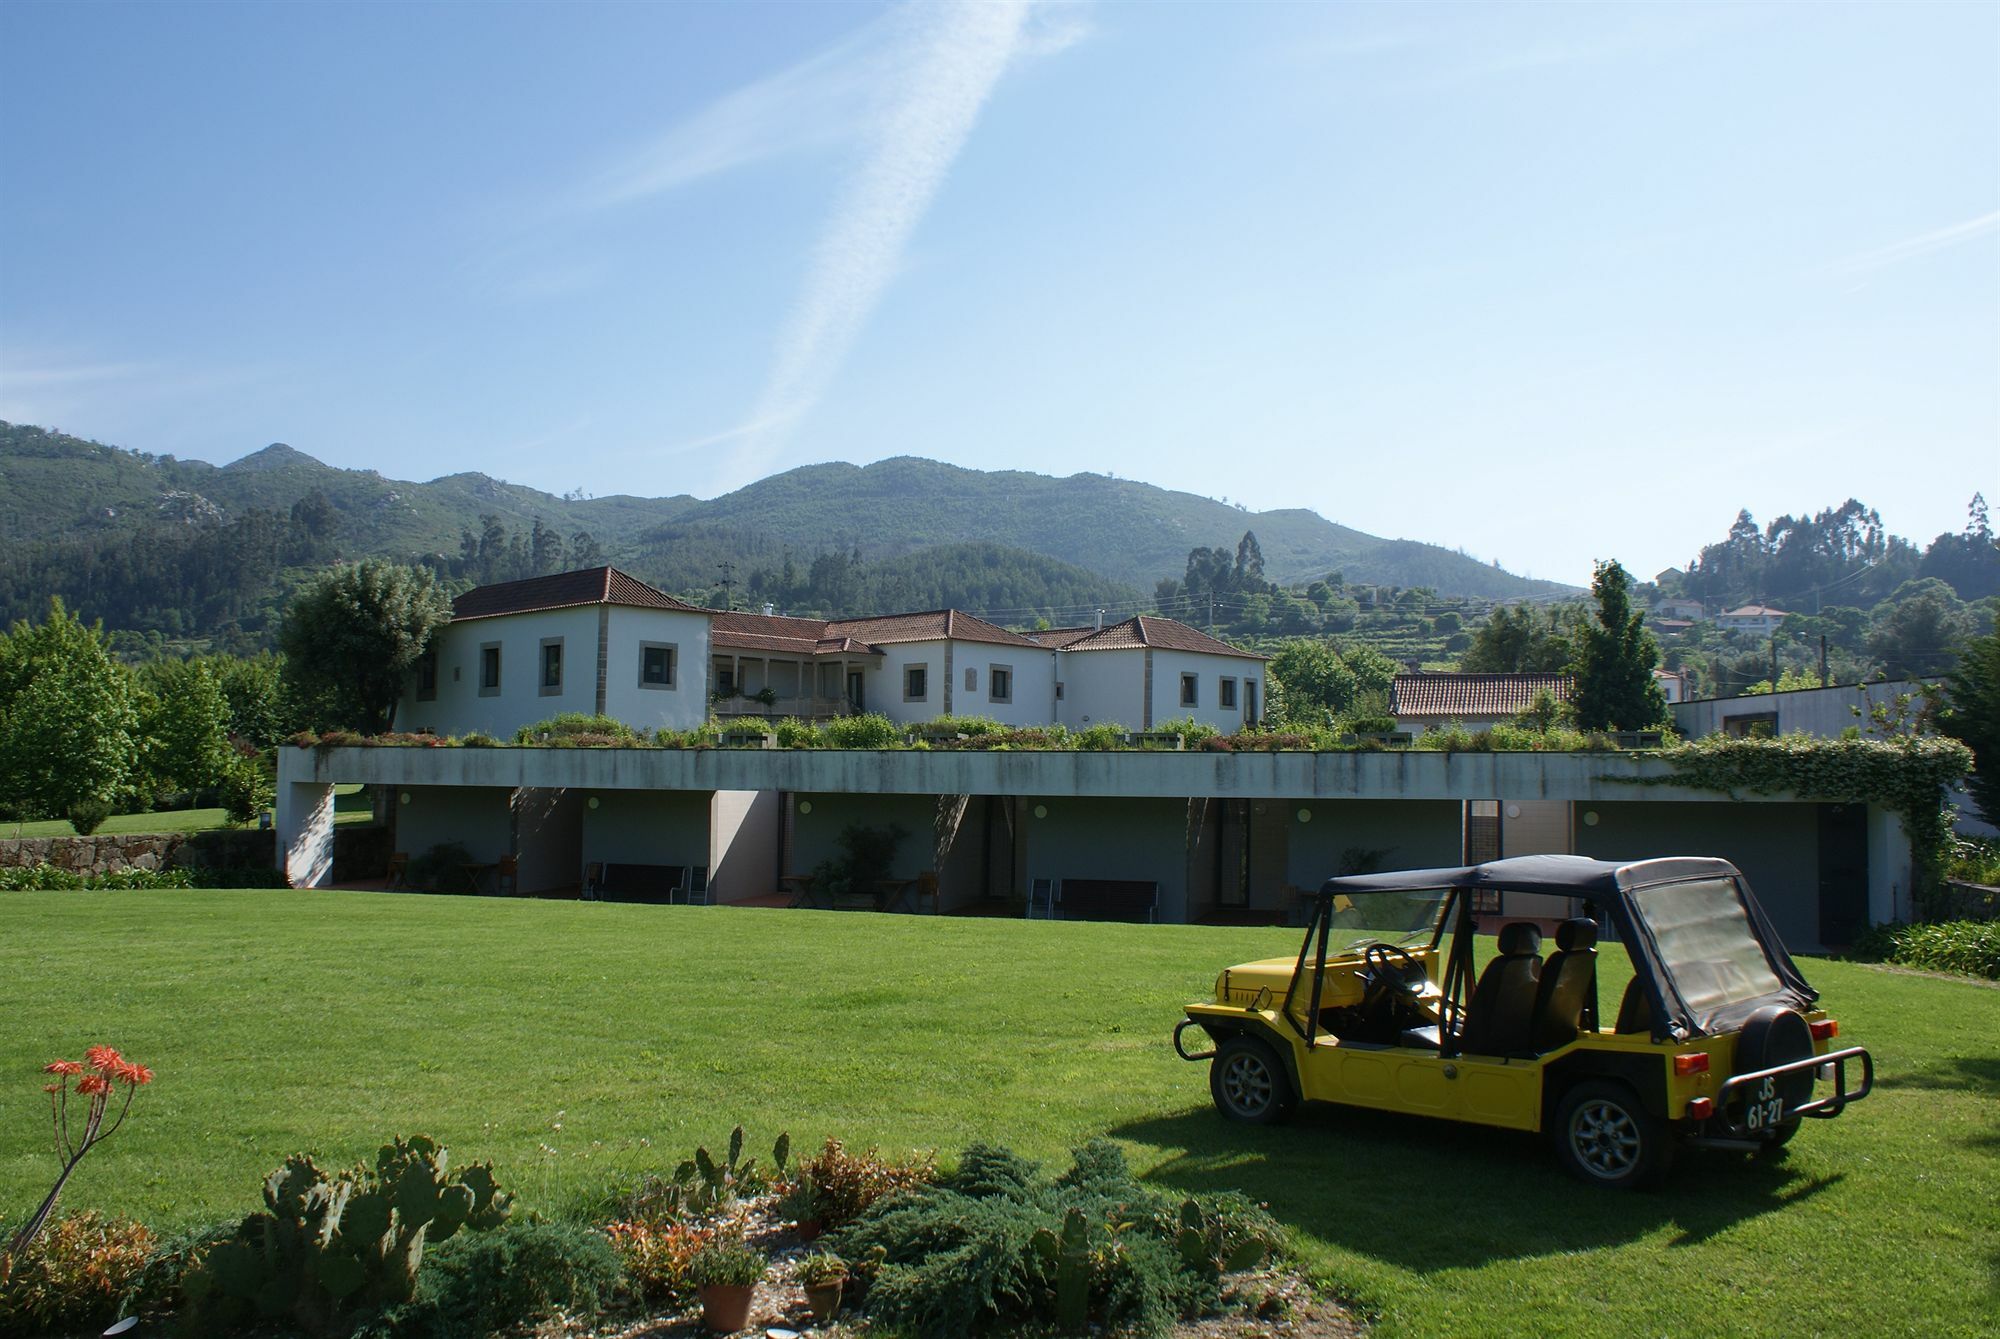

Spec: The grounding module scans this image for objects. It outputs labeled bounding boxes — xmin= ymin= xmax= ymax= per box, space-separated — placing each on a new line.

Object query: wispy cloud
xmin=1830 ymin=209 xmax=2000 ymax=276
xmin=713 ymin=0 xmax=1055 ymax=482
xmin=572 ymin=28 xmax=892 ymax=214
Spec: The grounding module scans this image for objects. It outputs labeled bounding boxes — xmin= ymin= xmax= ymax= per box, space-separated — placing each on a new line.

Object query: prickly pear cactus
xmin=178 ymin=1135 xmax=512 ymax=1335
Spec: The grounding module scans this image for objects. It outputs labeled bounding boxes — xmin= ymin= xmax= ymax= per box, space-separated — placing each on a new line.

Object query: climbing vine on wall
xmin=1633 ymin=734 xmax=1974 ymax=917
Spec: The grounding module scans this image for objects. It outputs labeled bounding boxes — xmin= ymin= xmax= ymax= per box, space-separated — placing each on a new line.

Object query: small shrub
xmin=602 ymin=1218 xmax=720 ymax=1308
xmin=1412 ymin=724 xmax=1492 ymax=754
xmin=511 ymin=713 xmax=640 ymax=746
xmin=792 ymin=1137 xmax=938 ymax=1230
xmin=217 ymin=752 xmax=274 ymax=824
xmin=687 ymin=1238 xmax=766 ymax=1289
xmin=1850 ymin=921 xmax=2000 ymax=980
xmin=1150 ymin=716 xmax=1220 ymax=746
xmin=385 ymin=1220 xmax=624 ymax=1339
xmin=811 ymin=825 xmax=908 ymax=904
xmin=721 ymin=718 xmax=775 ymax=739
xmin=823 ymin=713 xmax=902 ymax=749
xmin=0 ymin=1211 xmax=155 ymax=1336
xmin=1074 ymin=722 xmax=1128 ymax=751
xmin=64 ymin=799 xmax=113 ymax=835
xmin=774 ymin=717 xmax=823 ymax=749
xmin=453 ymin=732 xmax=502 ymax=748
xmin=1345 ymin=715 xmax=1400 ymax=735
xmin=0 ymin=864 xmax=85 ymax=891
xmin=833 ymin=1139 xmax=1281 ymax=1339
xmin=1946 ymin=836 xmax=2000 ymax=887
xmin=924 ymin=715 xmax=1005 ymax=738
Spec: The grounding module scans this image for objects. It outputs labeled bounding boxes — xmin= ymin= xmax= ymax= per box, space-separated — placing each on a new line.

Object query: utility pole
xmin=1820 ymin=635 xmax=1829 ymax=688
xmin=1771 ymin=638 xmax=1780 ymax=693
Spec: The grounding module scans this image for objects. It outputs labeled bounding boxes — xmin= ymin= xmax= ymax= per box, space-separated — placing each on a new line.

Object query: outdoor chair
xmin=384 ymin=852 xmax=408 ymax=891
xmin=494 ymin=854 xmax=518 ymax=897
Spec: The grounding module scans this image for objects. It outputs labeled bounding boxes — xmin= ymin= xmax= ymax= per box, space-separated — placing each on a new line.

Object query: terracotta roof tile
xmin=1033 ymin=626 xmax=1101 ymax=648
xmin=828 ymin=609 xmax=1044 ymax=649
xmin=1390 ymin=673 xmax=1573 ymax=719
xmin=1057 ymin=615 xmax=1265 ymax=661
xmin=451 ymin=567 xmax=702 ymax=621
xmin=707 ymin=607 xmax=1041 ymax=655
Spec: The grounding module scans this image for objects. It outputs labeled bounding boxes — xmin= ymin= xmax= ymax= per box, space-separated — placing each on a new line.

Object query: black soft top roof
xmin=1319 ymin=854 xmax=1742 ymax=901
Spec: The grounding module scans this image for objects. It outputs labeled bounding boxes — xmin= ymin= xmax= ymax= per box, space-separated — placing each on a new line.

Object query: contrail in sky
xmin=725 ymin=0 xmax=1037 ymax=481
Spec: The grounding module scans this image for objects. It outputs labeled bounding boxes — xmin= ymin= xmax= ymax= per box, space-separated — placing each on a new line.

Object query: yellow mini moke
xmin=1174 ymin=855 xmax=1872 ymax=1188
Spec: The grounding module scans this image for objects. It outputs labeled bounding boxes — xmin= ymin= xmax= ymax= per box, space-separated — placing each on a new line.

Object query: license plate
xmin=1744 ymin=1075 xmax=1785 ymax=1130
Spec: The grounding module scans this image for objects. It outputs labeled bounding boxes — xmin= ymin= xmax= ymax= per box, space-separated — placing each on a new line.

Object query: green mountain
xmin=0 ymin=423 xmax=1571 ymax=648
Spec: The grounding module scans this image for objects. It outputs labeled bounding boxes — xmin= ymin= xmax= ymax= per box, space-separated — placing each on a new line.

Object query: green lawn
xmin=1 ymin=892 xmax=1993 ymax=1338
xmin=3 ymin=784 xmax=374 ymax=838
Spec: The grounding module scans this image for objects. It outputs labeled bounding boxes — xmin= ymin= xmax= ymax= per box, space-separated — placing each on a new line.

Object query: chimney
xmin=761 ymin=602 xmax=776 ymax=617
xmin=1095 ymin=608 xmax=1105 ymax=630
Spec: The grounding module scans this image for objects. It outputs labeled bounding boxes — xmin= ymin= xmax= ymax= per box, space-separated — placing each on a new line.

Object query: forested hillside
xmin=0 ymin=423 xmax=1566 ymax=646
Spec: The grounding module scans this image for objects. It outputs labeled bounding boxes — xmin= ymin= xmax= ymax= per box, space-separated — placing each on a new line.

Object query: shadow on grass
xmin=1872 ymin=1054 xmax=2000 ymax=1096
xmin=1113 ymin=1103 xmax=1839 ymax=1274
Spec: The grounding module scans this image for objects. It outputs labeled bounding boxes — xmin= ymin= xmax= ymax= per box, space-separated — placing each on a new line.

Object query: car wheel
xmin=1210 ymin=1036 xmax=1295 ymax=1125
xmin=1551 ymin=1080 xmax=1674 ymax=1190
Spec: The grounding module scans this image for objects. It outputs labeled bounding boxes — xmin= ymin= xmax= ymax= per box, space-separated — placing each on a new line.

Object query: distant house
xmin=1654 ymin=598 xmax=1704 ymax=621
xmin=1649 ymin=618 xmax=1696 ymax=638
xmin=1717 ymin=605 xmax=1789 ymax=635
xmin=1390 ymin=672 xmax=1573 ymax=734
xmin=1653 ymin=667 xmax=1690 ymax=704
xmin=1033 ymin=616 xmax=1266 ymax=732
xmin=396 ymin=567 xmax=712 ymax=739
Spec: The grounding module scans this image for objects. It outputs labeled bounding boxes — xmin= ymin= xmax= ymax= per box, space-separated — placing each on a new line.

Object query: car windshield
xmin=1326 ymin=886 xmax=1452 ymax=954
xmin=1628 ymin=875 xmax=1782 ymax=1019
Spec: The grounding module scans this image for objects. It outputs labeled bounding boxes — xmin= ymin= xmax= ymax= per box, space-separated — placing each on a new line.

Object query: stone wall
xmin=0 ymin=828 xmax=274 ymax=877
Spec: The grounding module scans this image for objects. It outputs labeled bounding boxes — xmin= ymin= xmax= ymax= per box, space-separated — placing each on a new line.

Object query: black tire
xmin=1209 ymin=1036 xmax=1296 ymax=1125
xmin=1550 ymin=1080 xmax=1675 ymax=1190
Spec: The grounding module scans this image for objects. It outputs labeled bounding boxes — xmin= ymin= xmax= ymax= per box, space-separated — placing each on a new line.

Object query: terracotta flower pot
xmin=804 ymin=1279 xmax=845 ymax=1322
xmin=698 ymin=1282 xmax=757 ymax=1333
xmin=796 ymin=1217 xmax=824 ymax=1242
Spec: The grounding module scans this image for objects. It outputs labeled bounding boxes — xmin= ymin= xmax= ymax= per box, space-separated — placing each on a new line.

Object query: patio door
xmin=846 ymin=670 xmax=865 ymax=714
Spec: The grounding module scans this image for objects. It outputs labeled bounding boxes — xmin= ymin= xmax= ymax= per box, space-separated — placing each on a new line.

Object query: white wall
xmin=393 ymin=786 xmax=515 ymax=867
xmin=1672 ymin=679 xmax=1929 ymax=741
xmin=945 ymin=646 xmax=1058 ymax=726
xmin=1147 ymin=649 xmax=1263 ymax=732
xmin=603 ymin=608 xmax=713 ymax=732
xmin=397 ymin=607 xmax=599 ymax=739
xmin=864 ymin=643 xmax=948 ymax=723
xmin=710 ymin=789 xmax=782 ymax=903
xmin=1055 ymin=649 xmax=1147 ymax=730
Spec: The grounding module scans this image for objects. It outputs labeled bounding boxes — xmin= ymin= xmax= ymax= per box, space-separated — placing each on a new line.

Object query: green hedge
xmin=1849 ymin=921 xmax=2000 ymax=980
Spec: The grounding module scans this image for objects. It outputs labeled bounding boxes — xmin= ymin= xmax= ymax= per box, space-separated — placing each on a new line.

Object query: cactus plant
xmin=629 ymin=1127 xmax=792 ymax=1221
xmin=1174 ymin=1198 xmax=1266 ymax=1280
xmin=1030 ymin=1206 xmax=1092 ymax=1332
xmin=178 ymin=1136 xmax=512 ymax=1335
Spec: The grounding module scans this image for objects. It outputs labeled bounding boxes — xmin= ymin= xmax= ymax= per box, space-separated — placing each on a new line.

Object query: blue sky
xmin=1 ymin=0 xmax=1994 ymax=586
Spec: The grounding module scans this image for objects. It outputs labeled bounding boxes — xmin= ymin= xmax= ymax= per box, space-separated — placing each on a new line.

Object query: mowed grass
xmin=2 ymin=892 xmax=1994 ymax=1338
xmin=4 ymin=784 xmax=374 ymax=839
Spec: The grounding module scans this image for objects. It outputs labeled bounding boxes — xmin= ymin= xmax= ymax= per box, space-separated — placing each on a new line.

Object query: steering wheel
xmin=1362 ymin=943 xmax=1425 ymax=998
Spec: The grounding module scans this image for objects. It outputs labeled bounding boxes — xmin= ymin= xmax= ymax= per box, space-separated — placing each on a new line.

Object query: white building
xmin=1717 ymin=605 xmax=1789 ymax=636
xmin=395 ymin=569 xmax=1266 ymax=738
xmin=396 ymin=567 xmax=713 ymax=738
xmin=1036 ymin=616 xmax=1266 ymax=732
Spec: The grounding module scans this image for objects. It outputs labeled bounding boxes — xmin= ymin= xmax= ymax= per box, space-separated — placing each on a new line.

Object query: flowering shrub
xmin=4 ymin=1046 xmax=155 ymax=1269
xmin=791 ymin=1137 xmax=937 ymax=1230
xmin=601 ymin=1218 xmax=723 ymax=1306
xmin=0 ymin=864 xmax=197 ymax=892
xmin=0 ymin=1211 xmax=155 ymax=1334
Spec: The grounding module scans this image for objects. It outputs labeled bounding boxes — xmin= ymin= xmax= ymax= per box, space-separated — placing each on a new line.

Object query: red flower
xmin=75 ymin=1073 xmax=112 ymax=1097
xmin=110 ymin=1060 xmax=154 ymax=1086
xmin=85 ymin=1045 xmax=122 ymax=1071
xmin=43 ymin=1060 xmax=84 ymax=1076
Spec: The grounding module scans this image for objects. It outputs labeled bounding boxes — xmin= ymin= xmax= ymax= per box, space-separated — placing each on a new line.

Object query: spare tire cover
xmin=1736 ymin=1004 xmax=1815 ymax=1112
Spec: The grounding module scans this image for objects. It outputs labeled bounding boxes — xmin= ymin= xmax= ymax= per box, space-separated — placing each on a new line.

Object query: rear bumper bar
xmin=1714 ymin=1045 xmax=1872 ymax=1133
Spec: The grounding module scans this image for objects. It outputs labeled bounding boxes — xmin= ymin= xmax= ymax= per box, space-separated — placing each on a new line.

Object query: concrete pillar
xmin=277 ymin=780 xmax=336 ymax=888
xmin=1866 ymin=803 xmax=1914 ymax=925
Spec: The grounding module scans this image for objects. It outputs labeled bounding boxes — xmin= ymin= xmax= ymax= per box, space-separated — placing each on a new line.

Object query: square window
xmin=479 ymin=644 xmax=502 ymax=696
xmin=540 ymin=639 xmax=563 ymax=695
xmin=904 ymin=665 xmax=928 ymax=701
xmin=1180 ymin=672 xmax=1198 ymax=708
xmin=989 ymin=665 xmax=1012 ymax=703
xmin=1219 ymin=677 xmax=1237 ymax=709
xmin=640 ymin=643 xmax=677 ymax=689
xmin=1055 ymin=682 xmax=1065 ymax=700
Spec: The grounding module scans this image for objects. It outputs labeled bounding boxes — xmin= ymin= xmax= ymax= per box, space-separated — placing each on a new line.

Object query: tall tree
xmin=0 ymin=599 xmax=140 ymax=828
xmin=278 ymin=561 xmax=452 ymax=733
xmin=135 ymin=659 xmax=234 ymax=798
xmin=1943 ymin=629 xmax=2000 ymax=826
xmin=1267 ymin=641 xmax=1359 ymax=726
xmin=1867 ymin=578 xmax=1971 ymax=679
xmin=1571 ymin=560 xmax=1667 ymax=731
